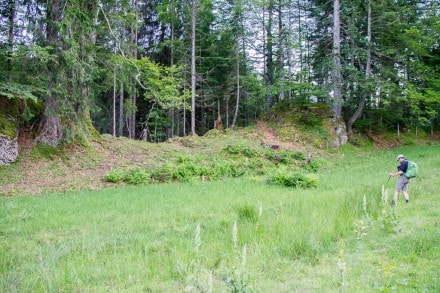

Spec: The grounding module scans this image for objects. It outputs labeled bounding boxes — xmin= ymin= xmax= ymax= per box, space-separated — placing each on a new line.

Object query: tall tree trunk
xmin=231 ymin=53 xmax=240 ymax=129
xmin=36 ymin=0 xmax=63 ymax=146
xmin=112 ymin=66 xmax=116 ymax=137
xmin=7 ymin=0 xmax=15 ymax=82
xmin=118 ymin=81 xmax=124 ymax=137
xmin=190 ymin=0 xmax=196 ymax=136
xmin=332 ymin=0 xmax=343 ymax=119
xmin=265 ymin=0 xmax=275 ymax=108
xmin=278 ymin=0 xmax=284 ymax=101
xmin=347 ymin=0 xmax=372 ymax=134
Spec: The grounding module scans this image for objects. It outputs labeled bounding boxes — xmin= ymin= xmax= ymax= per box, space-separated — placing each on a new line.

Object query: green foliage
xmin=210 ymin=160 xmax=246 ymax=179
xmin=104 ymin=168 xmax=125 ymax=183
xmin=150 ymin=164 xmax=175 ymax=183
xmin=237 ymin=204 xmax=258 ymax=223
xmin=0 ymin=83 xmax=39 ymax=103
xmin=0 ymin=114 xmax=17 ymax=138
xmin=223 ymin=144 xmax=256 ymax=158
xmin=124 ymin=167 xmax=150 ymax=185
xmin=30 ymin=143 xmax=60 ymax=161
xmin=266 ymin=167 xmax=318 ymax=189
xmin=303 ymin=160 xmax=320 ymax=173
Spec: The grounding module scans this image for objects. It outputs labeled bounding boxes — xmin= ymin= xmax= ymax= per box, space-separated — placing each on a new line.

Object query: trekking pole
xmin=385 ymin=175 xmax=391 ymax=188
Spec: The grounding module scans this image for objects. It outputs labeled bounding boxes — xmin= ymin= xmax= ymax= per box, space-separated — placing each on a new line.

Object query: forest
xmin=0 ymin=0 xmax=439 ymax=161
xmin=1 ymin=2 xmax=439 ymax=290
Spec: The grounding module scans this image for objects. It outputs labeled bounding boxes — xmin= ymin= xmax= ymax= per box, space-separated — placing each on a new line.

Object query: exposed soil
xmin=1 ymin=122 xmax=305 ymax=196
xmin=257 ymin=121 xmax=305 ymax=150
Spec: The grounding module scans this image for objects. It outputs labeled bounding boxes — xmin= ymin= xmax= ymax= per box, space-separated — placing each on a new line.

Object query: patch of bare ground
xmin=256 ymin=121 xmax=307 ymax=152
xmin=1 ymin=135 xmax=187 ymax=195
xmin=366 ymin=131 xmax=404 ymax=149
xmin=2 ymin=121 xmax=313 ymax=195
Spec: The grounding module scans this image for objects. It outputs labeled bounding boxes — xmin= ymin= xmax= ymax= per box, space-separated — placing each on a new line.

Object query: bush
xmin=224 ymin=144 xmax=256 ymax=157
xmin=174 ymin=161 xmax=206 ymax=182
xmin=124 ymin=168 xmax=150 ymax=185
xmin=210 ymin=160 xmax=246 ymax=179
xmin=104 ymin=168 xmax=125 ymax=183
xmin=303 ymin=160 xmax=320 ymax=173
xmin=150 ymin=164 xmax=175 ymax=182
xmin=266 ymin=168 xmax=318 ymax=188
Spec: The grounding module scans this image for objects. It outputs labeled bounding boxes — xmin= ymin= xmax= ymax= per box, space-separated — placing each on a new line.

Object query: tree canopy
xmin=1 ymin=0 xmax=439 ymax=144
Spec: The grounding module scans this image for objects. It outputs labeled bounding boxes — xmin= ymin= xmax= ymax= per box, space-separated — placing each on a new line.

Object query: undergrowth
xmin=105 ymin=146 xmax=319 ymax=189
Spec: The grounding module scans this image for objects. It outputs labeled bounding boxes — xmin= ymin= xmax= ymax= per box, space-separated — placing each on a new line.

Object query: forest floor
xmin=0 ymin=121 xmax=306 ymax=196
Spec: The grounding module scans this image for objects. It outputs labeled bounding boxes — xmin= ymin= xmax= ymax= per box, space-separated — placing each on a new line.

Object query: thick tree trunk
xmin=37 ymin=94 xmax=62 ymax=146
xmin=36 ymin=0 xmax=63 ymax=146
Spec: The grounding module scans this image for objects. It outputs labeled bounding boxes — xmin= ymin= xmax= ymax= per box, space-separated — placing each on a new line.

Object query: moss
xmin=0 ymin=115 xmax=17 ymax=138
xmin=30 ymin=143 xmax=60 ymax=161
xmin=0 ymin=96 xmax=19 ymax=138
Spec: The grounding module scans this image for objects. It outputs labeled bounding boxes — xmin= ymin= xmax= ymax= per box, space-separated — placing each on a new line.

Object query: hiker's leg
xmin=403 ymin=191 xmax=409 ymax=202
xmin=394 ymin=176 xmax=405 ymax=203
xmin=402 ymin=177 xmax=410 ymax=203
xmin=393 ymin=190 xmax=399 ymax=203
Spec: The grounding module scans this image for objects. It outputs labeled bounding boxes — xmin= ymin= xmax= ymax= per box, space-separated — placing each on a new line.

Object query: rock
xmin=0 ymin=134 xmax=18 ymax=165
xmin=329 ymin=119 xmax=348 ymax=149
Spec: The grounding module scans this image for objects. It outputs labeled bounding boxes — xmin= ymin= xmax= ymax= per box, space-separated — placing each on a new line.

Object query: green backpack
xmin=404 ymin=160 xmax=418 ymax=178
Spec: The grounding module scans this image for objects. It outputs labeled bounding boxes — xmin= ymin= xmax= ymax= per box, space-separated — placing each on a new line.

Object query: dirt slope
xmin=1 ymin=122 xmax=306 ymax=195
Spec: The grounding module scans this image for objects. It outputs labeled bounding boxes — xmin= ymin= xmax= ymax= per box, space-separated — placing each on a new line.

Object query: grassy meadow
xmin=1 ymin=144 xmax=439 ymax=292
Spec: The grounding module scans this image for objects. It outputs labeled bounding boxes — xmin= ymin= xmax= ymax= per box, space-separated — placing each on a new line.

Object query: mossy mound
xmin=0 ymin=96 xmax=19 ymax=138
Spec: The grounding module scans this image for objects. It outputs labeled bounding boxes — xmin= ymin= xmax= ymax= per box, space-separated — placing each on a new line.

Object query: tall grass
xmin=1 ymin=145 xmax=439 ymax=291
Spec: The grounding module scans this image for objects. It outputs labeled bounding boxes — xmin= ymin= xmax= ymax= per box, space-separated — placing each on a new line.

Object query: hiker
xmin=390 ymin=154 xmax=410 ymax=205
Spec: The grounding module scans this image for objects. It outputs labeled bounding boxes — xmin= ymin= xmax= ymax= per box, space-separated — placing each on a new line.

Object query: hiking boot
xmin=390 ymin=200 xmax=396 ymax=207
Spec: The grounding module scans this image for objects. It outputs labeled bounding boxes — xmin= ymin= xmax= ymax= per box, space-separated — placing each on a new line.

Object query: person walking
xmin=390 ymin=154 xmax=410 ymax=206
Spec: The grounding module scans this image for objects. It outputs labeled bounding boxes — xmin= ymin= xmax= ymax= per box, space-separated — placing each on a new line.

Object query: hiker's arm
xmin=390 ymin=170 xmax=403 ymax=176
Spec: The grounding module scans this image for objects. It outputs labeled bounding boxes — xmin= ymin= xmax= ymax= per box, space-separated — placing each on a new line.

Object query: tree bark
xmin=332 ymin=0 xmax=343 ymax=120
xmin=231 ymin=53 xmax=240 ymax=129
xmin=36 ymin=0 xmax=63 ymax=146
xmin=7 ymin=0 xmax=16 ymax=82
xmin=265 ymin=0 xmax=275 ymax=108
xmin=118 ymin=81 xmax=124 ymax=137
xmin=191 ymin=0 xmax=196 ymax=136
xmin=347 ymin=0 xmax=372 ymax=134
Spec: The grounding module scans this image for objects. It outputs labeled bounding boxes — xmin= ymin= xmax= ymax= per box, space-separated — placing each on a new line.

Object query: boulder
xmin=0 ymin=134 xmax=18 ymax=165
xmin=329 ymin=119 xmax=348 ymax=149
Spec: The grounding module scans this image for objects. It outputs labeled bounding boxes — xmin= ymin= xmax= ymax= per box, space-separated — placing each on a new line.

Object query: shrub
xmin=124 ymin=168 xmax=150 ymax=185
xmin=174 ymin=161 xmax=204 ymax=182
xmin=266 ymin=168 xmax=318 ymax=188
xmin=210 ymin=160 xmax=246 ymax=179
xmin=150 ymin=164 xmax=175 ymax=182
xmin=224 ymin=144 xmax=242 ymax=154
xmin=303 ymin=160 xmax=320 ymax=173
xmin=104 ymin=168 xmax=125 ymax=183
xmin=224 ymin=144 xmax=256 ymax=157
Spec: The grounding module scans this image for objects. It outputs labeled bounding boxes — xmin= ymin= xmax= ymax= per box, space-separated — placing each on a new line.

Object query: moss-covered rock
xmin=0 ymin=96 xmax=19 ymax=164
xmin=0 ymin=96 xmax=19 ymax=138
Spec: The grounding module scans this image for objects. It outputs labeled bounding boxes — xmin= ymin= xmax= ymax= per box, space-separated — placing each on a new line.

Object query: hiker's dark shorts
xmin=395 ymin=176 xmax=409 ymax=192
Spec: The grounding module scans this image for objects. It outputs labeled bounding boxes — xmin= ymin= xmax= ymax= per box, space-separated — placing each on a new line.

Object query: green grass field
xmin=1 ymin=145 xmax=439 ymax=292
